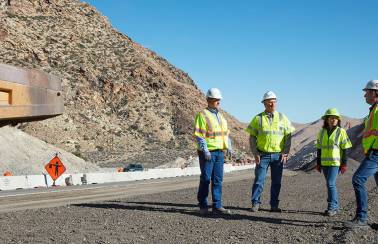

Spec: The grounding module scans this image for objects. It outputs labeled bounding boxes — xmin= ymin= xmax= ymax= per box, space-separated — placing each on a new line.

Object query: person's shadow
xmin=371 ymin=223 xmax=378 ymax=231
xmin=228 ymin=205 xmax=326 ymax=216
xmin=73 ymin=201 xmax=334 ymax=228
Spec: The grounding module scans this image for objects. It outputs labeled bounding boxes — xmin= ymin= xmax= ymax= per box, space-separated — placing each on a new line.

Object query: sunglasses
xmin=209 ymin=98 xmax=221 ymax=102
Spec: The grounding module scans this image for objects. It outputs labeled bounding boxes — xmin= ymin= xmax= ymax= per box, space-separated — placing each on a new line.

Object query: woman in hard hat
xmin=316 ymin=108 xmax=352 ymax=216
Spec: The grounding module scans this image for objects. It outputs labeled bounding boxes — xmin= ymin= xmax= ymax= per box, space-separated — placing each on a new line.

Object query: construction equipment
xmin=0 ymin=63 xmax=64 ymax=125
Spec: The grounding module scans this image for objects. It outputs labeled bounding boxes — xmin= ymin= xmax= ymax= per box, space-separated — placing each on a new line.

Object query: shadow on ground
xmin=73 ymin=200 xmax=334 ymax=228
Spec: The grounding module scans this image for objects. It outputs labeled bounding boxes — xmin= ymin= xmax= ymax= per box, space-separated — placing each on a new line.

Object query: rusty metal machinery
xmin=0 ymin=63 xmax=64 ymax=124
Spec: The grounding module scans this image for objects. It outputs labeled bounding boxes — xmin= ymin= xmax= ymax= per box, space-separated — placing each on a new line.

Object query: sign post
xmin=44 ymin=153 xmax=66 ymax=186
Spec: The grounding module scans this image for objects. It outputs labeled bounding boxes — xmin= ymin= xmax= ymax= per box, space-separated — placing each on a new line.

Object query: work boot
xmin=212 ymin=207 xmax=231 ymax=215
xmin=270 ymin=207 xmax=282 ymax=213
xmin=251 ymin=203 xmax=260 ymax=212
xmin=325 ymin=210 xmax=338 ymax=217
xmin=199 ymin=208 xmax=209 ymax=216
xmin=344 ymin=218 xmax=369 ymax=229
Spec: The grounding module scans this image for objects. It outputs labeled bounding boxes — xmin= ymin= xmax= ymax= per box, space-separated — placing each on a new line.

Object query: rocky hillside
xmin=0 ymin=0 xmax=249 ymax=168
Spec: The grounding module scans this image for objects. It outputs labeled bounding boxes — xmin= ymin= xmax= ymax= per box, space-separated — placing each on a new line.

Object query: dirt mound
xmin=0 ymin=0 xmax=249 ymax=168
xmin=0 ymin=125 xmax=100 ymax=175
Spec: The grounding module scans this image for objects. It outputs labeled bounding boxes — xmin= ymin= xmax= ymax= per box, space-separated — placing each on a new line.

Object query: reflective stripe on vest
xmin=321 ymin=157 xmax=341 ymax=162
xmin=319 ymin=127 xmax=342 ymax=166
xmin=258 ymin=112 xmax=284 ymax=135
xmin=201 ymin=111 xmax=214 ymax=132
xmin=201 ymin=110 xmax=224 ymax=139
xmin=199 ymin=109 xmax=228 ymax=150
xmin=256 ymin=112 xmax=286 ymax=153
xmin=319 ymin=127 xmax=341 ymax=150
xmin=363 ymin=129 xmax=378 ymax=138
xmin=362 ymin=105 xmax=378 ymax=153
xmin=340 ymin=138 xmax=350 ymax=145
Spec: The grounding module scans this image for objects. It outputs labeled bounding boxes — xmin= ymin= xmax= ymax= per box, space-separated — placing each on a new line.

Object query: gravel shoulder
xmin=0 ymin=168 xmax=377 ymax=243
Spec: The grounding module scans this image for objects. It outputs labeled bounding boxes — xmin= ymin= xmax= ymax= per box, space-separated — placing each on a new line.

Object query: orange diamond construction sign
xmin=45 ymin=155 xmax=66 ymax=181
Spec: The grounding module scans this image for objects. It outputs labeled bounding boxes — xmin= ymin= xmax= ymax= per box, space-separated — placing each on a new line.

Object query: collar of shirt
xmin=206 ymin=107 xmax=222 ymax=124
xmin=326 ymin=126 xmax=337 ymax=136
xmin=264 ymin=111 xmax=275 ymax=118
xmin=207 ymin=107 xmax=218 ymax=114
xmin=370 ymin=102 xmax=378 ymax=112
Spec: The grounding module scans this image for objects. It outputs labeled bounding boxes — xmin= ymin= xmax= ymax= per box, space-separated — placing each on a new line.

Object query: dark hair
xmin=322 ymin=116 xmax=341 ymax=128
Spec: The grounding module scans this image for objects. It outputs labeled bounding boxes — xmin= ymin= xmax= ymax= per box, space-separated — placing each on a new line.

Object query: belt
xmin=258 ymin=149 xmax=281 ymax=155
xmin=197 ymin=149 xmax=224 ymax=153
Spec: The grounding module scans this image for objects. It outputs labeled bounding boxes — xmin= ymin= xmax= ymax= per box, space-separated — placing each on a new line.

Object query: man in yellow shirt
xmin=246 ymin=91 xmax=294 ymax=212
xmin=193 ymin=88 xmax=231 ymax=216
xmin=345 ymin=80 xmax=378 ymax=228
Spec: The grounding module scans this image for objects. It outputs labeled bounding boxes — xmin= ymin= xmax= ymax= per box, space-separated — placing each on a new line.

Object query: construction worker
xmin=345 ymin=80 xmax=378 ymax=228
xmin=316 ymin=108 xmax=352 ymax=217
xmin=193 ymin=88 xmax=232 ymax=216
xmin=246 ymin=91 xmax=294 ymax=212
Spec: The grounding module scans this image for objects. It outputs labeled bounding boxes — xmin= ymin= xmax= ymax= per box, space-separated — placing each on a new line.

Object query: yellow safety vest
xmin=245 ymin=111 xmax=295 ymax=153
xmin=193 ymin=109 xmax=229 ymax=151
xmin=316 ymin=127 xmax=352 ymax=166
xmin=362 ymin=104 xmax=378 ymax=154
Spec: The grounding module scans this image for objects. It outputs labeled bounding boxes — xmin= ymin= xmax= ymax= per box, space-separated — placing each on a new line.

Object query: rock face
xmin=0 ymin=0 xmax=249 ymax=168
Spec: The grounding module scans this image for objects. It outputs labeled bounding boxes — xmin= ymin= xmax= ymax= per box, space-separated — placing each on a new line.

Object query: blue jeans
xmin=322 ymin=166 xmax=339 ymax=211
xmin=197 ymin=150 xmax=224 ymax=209
xmin=251 ymin=153 xmax=283 ymax=208
xmin=352 ymin=150 xmax=378 ymax=221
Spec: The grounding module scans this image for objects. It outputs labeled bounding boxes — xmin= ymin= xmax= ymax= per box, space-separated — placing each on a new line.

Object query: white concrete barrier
xmin=0 ymin=164 xmax=254 ymax=191
xmin=0 ymin=176 xmax=28 ymax=191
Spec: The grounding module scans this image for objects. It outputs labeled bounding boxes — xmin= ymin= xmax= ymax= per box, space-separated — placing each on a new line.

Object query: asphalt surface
xmin=0 ymin=169 xmax=377 ymax=243
xmin=0 ymin=171 xmax=251 ymax=213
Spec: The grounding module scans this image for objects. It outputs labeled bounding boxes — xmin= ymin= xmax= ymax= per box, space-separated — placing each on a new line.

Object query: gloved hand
xmin=204 ymin=151 xmax=212 ymax=161
xmin=339 ymin=164 xmax=347 ymax=174
xmin=280 ymin=154 xmax=288 ymax=164
xmin=316 ymin=164 xmax=321 ymax=173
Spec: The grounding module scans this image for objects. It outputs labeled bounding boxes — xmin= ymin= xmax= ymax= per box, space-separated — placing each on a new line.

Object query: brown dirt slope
xmin=0 ymin=0 xmax=248 ymax=168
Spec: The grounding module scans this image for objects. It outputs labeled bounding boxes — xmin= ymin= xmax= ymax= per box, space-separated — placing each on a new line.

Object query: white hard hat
xmin=363 ymin=80 xmax=378 ymax=91
xmin=261 ymin=91 xmax=277 ymax=103
xmin=206 ymin=88 xmax=222 ymax=99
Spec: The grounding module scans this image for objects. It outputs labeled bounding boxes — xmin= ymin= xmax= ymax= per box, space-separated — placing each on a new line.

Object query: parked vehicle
xmin=123 ymin=163 xmax=144 ymax=172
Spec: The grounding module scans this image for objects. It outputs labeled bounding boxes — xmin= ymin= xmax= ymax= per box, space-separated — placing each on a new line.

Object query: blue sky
xmin=84 ymin=0 xmax=378 ymax=123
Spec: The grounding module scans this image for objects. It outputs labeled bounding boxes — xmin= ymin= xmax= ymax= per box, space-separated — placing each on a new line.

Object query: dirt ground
xmin=0 ymin=168 xmax=377 ymax=243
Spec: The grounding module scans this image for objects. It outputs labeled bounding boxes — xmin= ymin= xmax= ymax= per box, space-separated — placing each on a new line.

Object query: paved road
xmin=0 ymin=170 xmax=253 ymax=213
xmin=0 ymin=169 xmax=376 ymax=243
